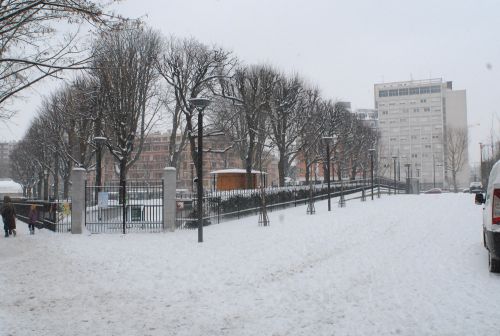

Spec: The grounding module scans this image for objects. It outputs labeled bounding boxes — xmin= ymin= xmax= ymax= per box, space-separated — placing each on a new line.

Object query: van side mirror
xmin=475 ymin=193 xmax=485 ymax=205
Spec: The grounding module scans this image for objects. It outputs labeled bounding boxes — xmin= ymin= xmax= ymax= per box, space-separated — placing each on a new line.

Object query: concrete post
xmin=163 ymin=167 xmax=177 ymax=232
xmin=71 ymin=168 xmax=86 ymax=234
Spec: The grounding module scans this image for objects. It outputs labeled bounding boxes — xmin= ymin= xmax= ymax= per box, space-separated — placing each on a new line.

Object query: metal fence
xmin=85 ymin=180 xmax=164 ymax=233
xmin=175 ymin=177 xmax=405 ymax=229
xmin=1 ymin=199 xmax=72 ymax=233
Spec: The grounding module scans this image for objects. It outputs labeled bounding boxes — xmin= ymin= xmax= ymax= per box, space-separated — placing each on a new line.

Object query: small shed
xmin=210 ymin=169 xmax=267 ymax=191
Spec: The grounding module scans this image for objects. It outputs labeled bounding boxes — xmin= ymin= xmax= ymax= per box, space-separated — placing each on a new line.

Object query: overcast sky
xmin=2 ymin=0 xmax=499 ymax=163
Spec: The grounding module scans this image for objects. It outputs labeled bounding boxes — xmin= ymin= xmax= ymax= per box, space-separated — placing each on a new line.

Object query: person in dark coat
xmin=28 ymin=204 xmax=38 ymax=235
xmin=1 ymin=196 xmax=16 ymax=237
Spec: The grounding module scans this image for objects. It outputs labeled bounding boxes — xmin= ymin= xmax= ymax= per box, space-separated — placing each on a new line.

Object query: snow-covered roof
xmin=210 ymin=168 xmax=267 ymax=175
xmin=0 ymin=179 xmax=23 ymax=194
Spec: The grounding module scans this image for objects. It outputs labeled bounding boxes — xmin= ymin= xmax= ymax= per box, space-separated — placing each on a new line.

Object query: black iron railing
xmin=175 ymin=177 xmax=405 ymax=229
xmin=85 ymin=180 xmax=164 ymax=233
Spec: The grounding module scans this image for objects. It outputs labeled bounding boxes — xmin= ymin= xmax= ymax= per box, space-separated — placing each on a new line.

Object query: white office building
xmin=354 ymin=108 xmax=378 ymax=129
xmin=374 ymin=78 xmax=469 ymax=190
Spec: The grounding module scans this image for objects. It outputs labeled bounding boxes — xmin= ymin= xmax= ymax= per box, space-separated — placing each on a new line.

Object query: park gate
xmin=85 ymin=180 xmax=164 ymax=233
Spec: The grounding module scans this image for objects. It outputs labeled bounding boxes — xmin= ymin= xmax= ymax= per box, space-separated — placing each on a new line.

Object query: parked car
xmin=463 ymin=188 xmax=470 ymax=193
xmin=424 ymin=188 xmax=442 ymax=194
xmin=475 ymin=161 xmax=500 ymax=272
xmin=469 ymin=181 xmax=483 ymax=194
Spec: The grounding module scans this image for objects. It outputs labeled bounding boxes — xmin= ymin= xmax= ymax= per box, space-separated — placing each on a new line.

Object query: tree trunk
xmin=37 ymin=172 xmax=43 ymax=200
xmin=452 ymin=171 xmax=458 ymax=193
xmin=245 ymin=139 xmax=255 ymax=189
xmin=53 ymin=154 xmax=59 ymax=200
xmin=278 ymin=154 xmax=286 ymax=187
xmin=305 ymin=159 xmax=310 ymax=184
xmin=119 ymin=160 xmax=127 ymax=205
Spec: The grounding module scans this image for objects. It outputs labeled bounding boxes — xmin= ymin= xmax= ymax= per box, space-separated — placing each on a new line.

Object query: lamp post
xmin=404 ymin=163 xmax=411 ymax=194
xmin=369 ymin=148 xmax=375 ymax=200
xmin=479 ymin=142 xmax=484 ymax=187
xmin=189 ymin=97 xmax=211 ymax=243
xmin=392 ymin=155 xmax=397 ymax=195
xmin=322 ymin=136 xmax=336 ymax=211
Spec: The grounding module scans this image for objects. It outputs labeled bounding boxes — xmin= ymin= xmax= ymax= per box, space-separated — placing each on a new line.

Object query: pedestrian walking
xmin=28 ymin=204 xmax=38 ymax=235
xmin=1 ymin=196 xmax=16 ymax=237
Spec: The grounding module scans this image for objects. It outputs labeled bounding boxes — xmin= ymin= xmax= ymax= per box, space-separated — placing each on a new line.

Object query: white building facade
xmin=374 ymin=79 xmax=469 ymax=190
xmin=354 ymin=108 xmax=378 ymax=129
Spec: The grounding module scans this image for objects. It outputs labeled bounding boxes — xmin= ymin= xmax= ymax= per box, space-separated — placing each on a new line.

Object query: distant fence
xmin=1 ymin=199 xmax=71 ymax=233
xmin=175 ymin=177 xmax=405 ymax=229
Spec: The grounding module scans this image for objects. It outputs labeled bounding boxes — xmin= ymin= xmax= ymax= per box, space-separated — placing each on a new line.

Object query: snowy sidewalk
xmin=1 ymin=194 xmax=499 ymax=336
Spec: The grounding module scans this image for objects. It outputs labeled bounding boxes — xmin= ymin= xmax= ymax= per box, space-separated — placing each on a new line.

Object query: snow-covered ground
xmin=1 ymin=193 xmax=499 ymax=336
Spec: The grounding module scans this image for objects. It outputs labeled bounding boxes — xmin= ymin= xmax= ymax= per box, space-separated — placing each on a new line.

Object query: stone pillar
xmin=163 ymin=167 xmax=177 ymax=232
xmin=71 ymin=168 xmax=86 ymax=234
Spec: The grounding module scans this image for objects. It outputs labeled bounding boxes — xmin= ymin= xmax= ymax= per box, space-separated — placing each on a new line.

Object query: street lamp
xmin=322 ymin=135 xmax=337 ymax=211
xmin=433 ymin=155 xmax=443 ymax=189
xmin=369 ymin=148 xmax=375 ymax=200
xmin=404 ymin=163 xmax=411 ymax=194
xmin=479 ymin=142 xmax=484 ymax=187
xmin=189 ymin=97 xmax=211 ymax=243
xmin=392 ymin=155 xmax=397 ymax=195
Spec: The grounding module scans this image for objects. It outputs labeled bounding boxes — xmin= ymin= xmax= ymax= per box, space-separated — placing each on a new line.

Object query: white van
xmin=475 ymin=160 xmax=500 ymax=272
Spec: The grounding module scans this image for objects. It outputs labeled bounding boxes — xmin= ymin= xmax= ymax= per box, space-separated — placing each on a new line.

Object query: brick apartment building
xmin=98 ymin=131 xmax=279 ymax=191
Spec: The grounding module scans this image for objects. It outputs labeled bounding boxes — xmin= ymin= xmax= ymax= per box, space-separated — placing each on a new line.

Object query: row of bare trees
xmin=9 ymin=21 xmax=377 ymax=199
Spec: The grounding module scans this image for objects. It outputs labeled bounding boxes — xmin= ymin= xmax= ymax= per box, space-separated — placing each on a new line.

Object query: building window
xmin=389 ymin=89 xmax=398 ymax=96
xmin=413 ymin=108 xmax=419 ymax=113
xmin=420 ymin=86 xmax=431 ymax=94
xmin=379 ymin=90 xmax=388 ymax=97
xmin=409 ymin=87 xmax=419 ymax=95
xmin=431 ymin=85 xmax=441 ymax=93
xmin=412 ymin=154 xmax=418 ymax=158
xmin=399 ymin=88 xmax=409 ymax=96
xmin=420 ymin=99 xmax=427 ymax=103
xmin=424 ymin=107 xmax=430 ymax=112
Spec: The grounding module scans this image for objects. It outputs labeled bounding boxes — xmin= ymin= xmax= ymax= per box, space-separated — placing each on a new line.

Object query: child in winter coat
xmin=28 ymin=204 xmax=38 ymax=235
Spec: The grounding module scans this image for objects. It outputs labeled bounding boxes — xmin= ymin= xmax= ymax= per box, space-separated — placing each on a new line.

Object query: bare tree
xmin=156 ymin=37 xmax=234 ymax=181
xmin=215 ymin=64 xmax=277 ymax=187
xmin=268 ymin=74 xmax=321 ymax=187
xmin=0 ymin=0 xmax=122 ymax=119
xmin=91 ymin=24 xmax=161 ymax=201
xmin=10 ymin=139 xmax=38 ymax=197
xmin=446 ymin=126 xmax=468 ymax=192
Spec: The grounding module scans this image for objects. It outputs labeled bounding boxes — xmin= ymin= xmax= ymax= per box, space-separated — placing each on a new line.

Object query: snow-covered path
xmin=1 ymin=193 xmax=499 ymax=336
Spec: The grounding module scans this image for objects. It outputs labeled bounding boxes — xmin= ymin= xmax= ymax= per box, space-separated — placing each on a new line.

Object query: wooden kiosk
xmin=210 ymin=169 xmax=267 ymax=191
